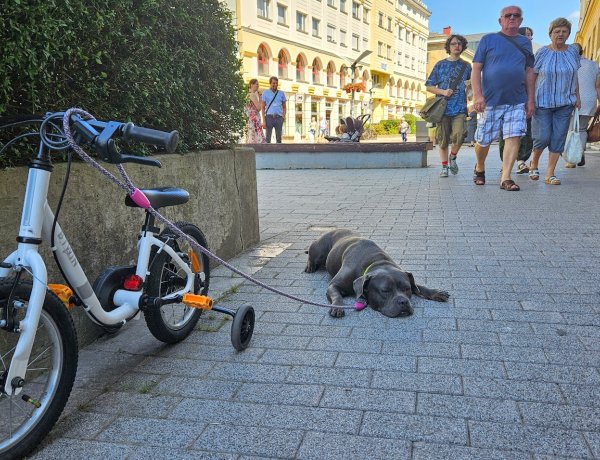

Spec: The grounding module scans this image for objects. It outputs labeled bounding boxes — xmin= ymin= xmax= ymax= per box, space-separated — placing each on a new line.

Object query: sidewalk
xmin=32 ymin=145 xmax=600 ymax=459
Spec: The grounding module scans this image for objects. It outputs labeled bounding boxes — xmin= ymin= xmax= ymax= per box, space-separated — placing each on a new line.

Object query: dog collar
xmin=354 ymin=263 xmax=375 ymax=311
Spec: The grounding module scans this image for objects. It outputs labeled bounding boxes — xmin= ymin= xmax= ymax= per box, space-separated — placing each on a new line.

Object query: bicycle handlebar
xmin=122 ymin=123 xmax=179 ymax=154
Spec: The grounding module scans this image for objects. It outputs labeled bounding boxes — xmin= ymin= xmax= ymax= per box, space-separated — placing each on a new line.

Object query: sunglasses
xmin=503 ymin=13 xmax=521 ymax=19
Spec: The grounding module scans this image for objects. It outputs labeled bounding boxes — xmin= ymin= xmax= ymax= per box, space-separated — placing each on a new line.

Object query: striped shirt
xmin=533 ymin=45 xmax=580 ymax=108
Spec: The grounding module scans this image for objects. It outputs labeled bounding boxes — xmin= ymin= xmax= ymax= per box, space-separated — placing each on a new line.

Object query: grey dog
xmin=305 ymin=229 xmax=450 ymax=318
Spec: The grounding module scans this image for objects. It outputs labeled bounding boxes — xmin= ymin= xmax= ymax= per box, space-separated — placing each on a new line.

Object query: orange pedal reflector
xmin=48 ymin=284 xmax=75 ymax=310
xmin=189 ymin=250 xmax=201 ymax=273
xmin=182 ymin=294 xmax=213 ymax=310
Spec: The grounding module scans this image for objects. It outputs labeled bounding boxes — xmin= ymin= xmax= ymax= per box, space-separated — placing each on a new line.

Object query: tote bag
xmin=563 ymin=108 xmax=583 ymax=165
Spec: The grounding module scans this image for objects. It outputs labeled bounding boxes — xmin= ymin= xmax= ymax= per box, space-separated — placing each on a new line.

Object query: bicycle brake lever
xmin=120 ymin=153 xmax=162 ymax=168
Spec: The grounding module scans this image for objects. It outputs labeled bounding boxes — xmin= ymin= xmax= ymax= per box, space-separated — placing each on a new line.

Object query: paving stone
xmin=460 ymin=344 xmax=547 ymax=363
xmin=418 ymin=393 xmax=520 ymax=423
xmin=85 ymin=391 xmax=181 ymax=418
xmin=423 ymin=329 xmax=500 ymax=345
xmin=335 ymin=352 xmax=416 ymax=372
xmin=382 ymin=340 xmax=461 ymax=358
xmin=372 ymin=370 xmax=462 ymax=394
xmin=464 ymin=377 xmax=564 ymax=404
xmin=286 ymin=365 xmax=371 ymax=387
xmin=282 ymin=323 xmax=352 ymax=337
xmin=153 ymin=377 xmax=240 ymax=399
xmin=169 ymin=399 xmax=269 ymax=425
xmin=134 ymin=356 xmax=215 ymax=377
xmin=412 ymin=442 xmax=532 ymax=460
xmin=306 ymin=336 xmax=383 ymax=353
xmin=320 ymin=386 xmax=415 ymax=413
xmin=127 ymin=446 xmax=236 ymax=460
xmin=97 ymin=416 xmax=205 ymax=448
xmin=194 ymin=425 xmax=303 ymax=458
xmin=208 ymin=362 xmax=291 ymax=383
xmin=469 ymin=420 xmax=592 ymax=457
xmin=361 ymin=411 xmax=468 ymax=444
xmin=263 ymin=404 xmax=362 ymax=433
xmin=31 ymin=439 xmax=132 ymax=459
xmin=505 ymin=362 xmax=600 ymax=385
xmin=236 ymin=382 xmax=323 ymax=406
xmin=418 ymin=356 xmax=505 ymax=378
xmin=296 ymin=431 xmax=411 ymax=459
xmin=519 ymin=401 xmax=600 ymax=430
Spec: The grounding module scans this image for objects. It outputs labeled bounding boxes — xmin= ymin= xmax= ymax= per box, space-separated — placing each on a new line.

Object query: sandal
xmin=500 ymin=179 xmax=520 ymax=191
xmin=517 ymin=162 xmax=529 ymax=174
xmin=528 ymin=168 xmax=540 ymax=181
xmin=473 ymin=169 xmax=485 ymax=185
xmin=544 ymin=175 xmax=561 ymax=185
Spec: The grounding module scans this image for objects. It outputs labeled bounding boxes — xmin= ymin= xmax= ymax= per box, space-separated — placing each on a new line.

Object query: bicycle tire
xmin=0 ymin=279 xmax=78 ymax=460
xmin=144 ymin=221 xmax=210 ymax=344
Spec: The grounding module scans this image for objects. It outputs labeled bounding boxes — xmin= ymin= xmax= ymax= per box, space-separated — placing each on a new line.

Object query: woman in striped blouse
xmin=528 ymin=17 xmax=580 ymax=185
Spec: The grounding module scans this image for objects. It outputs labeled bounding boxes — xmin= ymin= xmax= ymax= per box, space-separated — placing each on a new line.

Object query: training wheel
xmin=231 ymin=304 xmax=255 ymax=351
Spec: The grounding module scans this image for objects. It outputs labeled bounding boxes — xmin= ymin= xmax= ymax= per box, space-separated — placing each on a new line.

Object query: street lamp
xmin=348 ymin=49 xmax=372 ymax=117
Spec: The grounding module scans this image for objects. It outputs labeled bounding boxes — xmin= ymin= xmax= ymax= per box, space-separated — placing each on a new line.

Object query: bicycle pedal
xmin=182 ymin=293 xmax=213 ymax=310
xmin=48 ymin=284 xmax=75 ymax=310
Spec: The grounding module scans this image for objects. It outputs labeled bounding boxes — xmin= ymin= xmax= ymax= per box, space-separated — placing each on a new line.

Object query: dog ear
xmin=353 ymin=274 xmax=371 ymax=299
xmin=406 ymin=272 xmax=422 ymax=296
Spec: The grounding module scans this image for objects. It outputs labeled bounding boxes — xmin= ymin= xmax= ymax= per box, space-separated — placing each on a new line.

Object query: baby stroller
xmin=325 ymin=114 xmax=370 ymax=142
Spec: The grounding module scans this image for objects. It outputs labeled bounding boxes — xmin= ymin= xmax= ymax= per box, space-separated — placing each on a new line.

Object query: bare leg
xmin=530 ymin=148 xmax=543 ymax=170
xmin=500 ymin=136 xmax=520 ymax=182
xmin=546 ymin=152 xmax=560 ymax=178
xmin=438 ymin=146 xmax=449 ymax=164
xmin=474 ymin=143 xmax=490 ymax=172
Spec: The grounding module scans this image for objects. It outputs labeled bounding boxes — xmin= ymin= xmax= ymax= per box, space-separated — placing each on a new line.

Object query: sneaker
xmin=440 ymin=166 xmax=449 ymax=177
xmin=578 ymin=154 xmax=585 ymax=166
xmin=448 ymin=156 xmax=458 ymax=175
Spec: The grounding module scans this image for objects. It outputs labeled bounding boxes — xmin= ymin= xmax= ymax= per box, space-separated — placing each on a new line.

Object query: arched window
xmin=404 ymin=81 xmax=409 ymax=99
xmin=340 ymin=65 xmax=347 ymax=88
xmin=296 ymin=54 xmax=306 ymax=81
xmin=388 ymin=78 xmax=395 ymax=97
xmin=278 ymin=50 xmax=289 ymax=79
xmin=312 ymin=59 xmax=322 ymax=84
xmin=257 ymin=44 xmax=270 ymax=75
xmin=327 ymin=61 xmax=335 ymax=86
xmin=397 ymin=80 xmax=402 ymax=98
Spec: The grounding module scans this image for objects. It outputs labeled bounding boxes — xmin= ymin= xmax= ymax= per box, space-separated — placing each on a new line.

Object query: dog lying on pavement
xmin=305 ymin=229 xmax=450 ymax=318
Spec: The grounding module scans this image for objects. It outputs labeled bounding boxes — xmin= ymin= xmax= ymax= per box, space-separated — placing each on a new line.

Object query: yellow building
xmin=227 ymin=0 xmax=430 ymax=140
xmin=575 ymin=0 xmax=600 ymax=62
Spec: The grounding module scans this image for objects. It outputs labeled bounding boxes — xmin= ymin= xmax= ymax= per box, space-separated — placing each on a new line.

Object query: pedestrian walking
xmin=471 ymin=5 xmax=535 ymax=191
xmin=425 ymin=34 xmax=472 ymax=178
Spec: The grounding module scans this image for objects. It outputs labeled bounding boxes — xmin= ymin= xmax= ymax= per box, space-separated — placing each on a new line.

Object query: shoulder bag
xmin=497 ymin=33 xmax=531 ymax=69
xmin=563 ymin=108 xmax=583 ymax=164
xmin=587 ymin=108 xmax=600 ymax=143
xmin=420 ymin=61 xmax=468 ymax=124
xmin=264 ymin=90 xmax=279 ymax=116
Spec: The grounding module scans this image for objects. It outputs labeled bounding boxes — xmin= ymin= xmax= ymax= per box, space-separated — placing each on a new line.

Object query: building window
xmin=327 ymin=0 xmax=335 ymax=7
xmin=277 ymin=4 xmax=286 ymax=25
xmin=387 ymin=45 xmax=391 ymax=60
xmin=377 ymin=42 xmax=382 ymax=57
xmin=327 ymin=24 xmax=336 ymax=43
xmin=378 ymin=12 xmax=384 ymax=28
xmin=340 ymin=0 xmax=347 ymax=13
xmin=352 ymin=1 xmax=360 ymax=19
xmin=340 ymin=29 xmax=347 ymax=47
xmin=278 ymin=50 xmax=288 ymax=78
xmin=257 ymin=0 xmax=270 ymax=19
xmin=363 ymin=8 xmax=370 ymax=23
xmin=312 ymin=18 xmax=320 ymax=37
xmin=387 ymin=17 xmax=392 ymax=31
xmin=296 ymin=54 xmax=306 ymax=81
xmin=340 ymin=65 xmax=347 ymax=87
xmin=327 ymin=62 xmax=335 ymax=86
xmin=312 ymin=59 xmax=321 ymax=84
xmin=398 ymin=26 xmax=403 ymax=39
xmin=352 ymin=34 xmax=359 ymax=51
xmin=296 ymin=12 xmax=307 ymax=32
xmin=257 ymin=44 xmax=270 ymax=75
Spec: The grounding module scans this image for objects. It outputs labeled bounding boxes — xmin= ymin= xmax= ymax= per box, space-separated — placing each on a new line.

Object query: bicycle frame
xmin=1 ymin=153 xmax=194 ymax=397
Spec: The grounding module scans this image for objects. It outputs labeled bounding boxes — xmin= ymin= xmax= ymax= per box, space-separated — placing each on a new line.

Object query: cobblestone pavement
xmin=32 ymin=147 xmax=600 ymax=459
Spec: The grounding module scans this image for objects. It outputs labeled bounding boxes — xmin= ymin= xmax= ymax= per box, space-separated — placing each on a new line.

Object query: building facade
xmin=575 ymin=0 xmax=600 ymax=62
xmin=228 ymin=0 xmax=430 ymax=140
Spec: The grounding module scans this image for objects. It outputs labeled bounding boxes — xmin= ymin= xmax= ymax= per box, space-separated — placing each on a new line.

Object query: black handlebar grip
xmin=121 ymin=122 xmax=179 ymax=153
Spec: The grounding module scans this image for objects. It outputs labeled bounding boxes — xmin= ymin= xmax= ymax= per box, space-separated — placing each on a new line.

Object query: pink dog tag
xmin=354 ymin=300 xmax=367 ymax=311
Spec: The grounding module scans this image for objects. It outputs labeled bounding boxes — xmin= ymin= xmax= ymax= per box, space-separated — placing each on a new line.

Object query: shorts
xmin=531 ymin=105 xmax=574 ymax=153
xmin=435 ymin=114 xmax=466 ymax=149
xmin=475 ymin=103 xmax=526 ymax=147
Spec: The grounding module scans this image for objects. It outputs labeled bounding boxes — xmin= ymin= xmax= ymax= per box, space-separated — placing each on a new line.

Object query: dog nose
xmin=395 ymin=298 xmax=413 ymax=317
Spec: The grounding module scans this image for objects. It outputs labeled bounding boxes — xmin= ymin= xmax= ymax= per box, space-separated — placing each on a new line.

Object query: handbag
xmin=563 ymin=108 xmax=583 ymax=164
xmin=420 ymin=61 xmax=468 ymax=124
xmin=587 ymin=108 xmax=600 ymax=143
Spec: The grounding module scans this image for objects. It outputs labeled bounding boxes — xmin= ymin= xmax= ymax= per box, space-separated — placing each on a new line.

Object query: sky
xmin=425 ymin=0 xmax=581 ymax=45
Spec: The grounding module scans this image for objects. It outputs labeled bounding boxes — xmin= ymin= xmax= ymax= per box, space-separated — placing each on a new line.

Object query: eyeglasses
xmin=503 ymin=13 xmax=521 ymax=19
xmin=449 ymin=42 xmax=462 ymax=46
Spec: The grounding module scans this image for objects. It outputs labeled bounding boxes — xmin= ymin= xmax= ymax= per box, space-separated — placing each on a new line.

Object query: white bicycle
xmin=0 ymin=111 xmax=255 ymax=459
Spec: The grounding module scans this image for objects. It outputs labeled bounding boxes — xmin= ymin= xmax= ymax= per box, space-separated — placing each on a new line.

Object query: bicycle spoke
xmin=28 ymin=345 xmax=51 ymax=368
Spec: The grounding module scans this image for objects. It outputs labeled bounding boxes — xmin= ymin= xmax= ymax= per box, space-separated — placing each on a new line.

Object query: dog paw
xmin=304 ymin=264 xmax=315 ymax=273
xmin=329 ymin=306 xmax=346 ymax=318
xmin=432 ymin=290 xmax=450 ymax=302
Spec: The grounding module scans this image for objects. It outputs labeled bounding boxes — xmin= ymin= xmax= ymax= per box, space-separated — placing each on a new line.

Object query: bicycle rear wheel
xmin=144 ymin=222 xmax=210 ymax=344
xmin=0 ymin=279 xmax=78 ymax=459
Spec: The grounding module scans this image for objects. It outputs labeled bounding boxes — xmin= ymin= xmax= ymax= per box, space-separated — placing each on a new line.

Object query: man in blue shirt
xmin=471 ymin=5 xmax=535 ymax=191
xmin=261 ymin=76 xmax=287 ymax=143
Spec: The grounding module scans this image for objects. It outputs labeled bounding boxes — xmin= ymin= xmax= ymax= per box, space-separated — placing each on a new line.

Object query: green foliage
xmin=403 ymin=114 xmax=417 ymax=133
xmin=371 ymin=114 xmax=417 ymax=135
xmin=1 ymin=0 xmax=246 ymax=166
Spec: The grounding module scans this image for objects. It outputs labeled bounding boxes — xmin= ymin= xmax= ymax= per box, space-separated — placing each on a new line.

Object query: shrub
xmin=0 ymin=0 xmax=246 ymax=167
xmin=404 ymin=114 xmax=417 ymax=133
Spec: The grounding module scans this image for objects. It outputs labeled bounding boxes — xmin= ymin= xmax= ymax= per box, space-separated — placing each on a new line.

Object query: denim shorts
xmin=531 ymin=105 xmax=574 ymax=153
xmin=475 ymin=103 xmax=526 ymax=147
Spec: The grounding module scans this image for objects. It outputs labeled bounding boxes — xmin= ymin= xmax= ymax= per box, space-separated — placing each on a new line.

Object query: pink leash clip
xmin=354 ymin=300 xmax=367 ymax=311
xmin=130 ymin=188 xmax=150 ymax=209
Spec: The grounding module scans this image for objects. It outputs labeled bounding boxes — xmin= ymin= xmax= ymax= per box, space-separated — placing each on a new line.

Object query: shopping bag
xmin=563 ymin=108 xmax=583 ymax=165
xmin=587 ymin=109 xmax=600 ymax=143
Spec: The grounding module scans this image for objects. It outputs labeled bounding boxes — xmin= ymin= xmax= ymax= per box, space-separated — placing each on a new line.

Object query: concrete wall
xmin=0 ymin=147 xmax=259 ymax=345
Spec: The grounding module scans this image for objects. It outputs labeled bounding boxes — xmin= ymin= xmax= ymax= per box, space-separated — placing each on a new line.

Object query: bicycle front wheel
xmin=145 ymin=222 xmax=210 ymax=344
xmin=0 ymin=279 xmax=78 ymax=460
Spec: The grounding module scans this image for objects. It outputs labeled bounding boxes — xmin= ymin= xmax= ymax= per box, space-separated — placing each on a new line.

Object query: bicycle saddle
xmin=125 ymin=187 xmax=189 ymax=208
